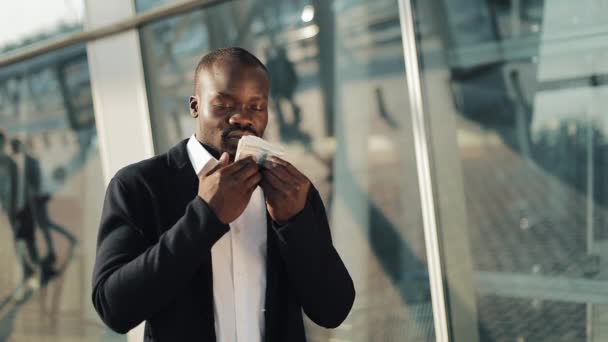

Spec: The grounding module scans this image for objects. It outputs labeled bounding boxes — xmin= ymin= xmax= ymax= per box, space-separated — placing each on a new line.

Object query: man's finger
xmin=202 ymin=153 xmax=228 ymax=176
xmin=262 ymin=169 xmax=291 ymax=193
xmin=224 ymin=156 xmax=255 ymax=174
xmin=260 ymin=179 xmax=279 ymax=199
xmin=267 ymin=156 xmax=303 ymax=179
xmin=262 ymin=164 xmax=298 ymax=188
xmin=244 ymin=172 xmax=262 ymax=190
xmin=233 ymin=161 xmax=260 ymax=180
xmin=218 ymin=152 xmax=229 ymax=166
xmin=264 ymin=162 xmax=294 ymax=183
xmin=259 ymin=181 xmax=273 ymax=206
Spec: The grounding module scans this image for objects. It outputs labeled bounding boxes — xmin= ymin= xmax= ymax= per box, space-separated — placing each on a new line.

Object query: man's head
xmin=10 ymin=138 xmax=22 ymax=154
xmin=189 ymin=47 xmax=270 ymax=160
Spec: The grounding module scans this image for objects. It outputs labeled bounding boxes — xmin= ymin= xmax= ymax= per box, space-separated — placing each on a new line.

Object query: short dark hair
xmin=193 ymin=47 xmax=268 ymax=93
xmin=10 ymin=138 xmax=21 ymax=153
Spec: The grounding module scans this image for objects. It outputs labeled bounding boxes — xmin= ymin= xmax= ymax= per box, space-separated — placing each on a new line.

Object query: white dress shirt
xmin=186 ymin=135 xmax=267 ymax=342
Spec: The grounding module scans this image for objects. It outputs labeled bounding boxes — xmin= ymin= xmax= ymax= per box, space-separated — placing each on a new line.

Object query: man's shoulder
xmin=113 ymin=153 xmax=170 ymax=186
xmin=111 ymin=139 xmax=189 ymax=192
xmin=0 ymin=154 xmax=15 ymax=166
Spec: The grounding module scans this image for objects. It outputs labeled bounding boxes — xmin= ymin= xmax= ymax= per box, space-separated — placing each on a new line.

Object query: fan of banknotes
xmin=235 ymin=135 xmax=285 ymax=165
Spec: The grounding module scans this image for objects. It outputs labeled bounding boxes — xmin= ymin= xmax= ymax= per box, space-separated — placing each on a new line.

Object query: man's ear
xmin=189 ymin=96 xmax=199 ymax=118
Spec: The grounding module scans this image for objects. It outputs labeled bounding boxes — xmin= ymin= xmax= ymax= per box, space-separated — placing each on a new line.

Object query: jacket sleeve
xmin=271 ymin=186 xmax=355 ymax=329
xmin=91 ymin=177 xmax=229 ymax=334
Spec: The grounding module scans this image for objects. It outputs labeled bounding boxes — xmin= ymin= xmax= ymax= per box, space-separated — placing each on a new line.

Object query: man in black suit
xmin=92 ymin=47 xmax=355 ymax=341
xmin=10 ymin=138 xmax=43 ymax=296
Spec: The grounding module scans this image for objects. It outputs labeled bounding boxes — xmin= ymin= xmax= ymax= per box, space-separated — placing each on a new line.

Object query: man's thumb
xmin=219 ymin=152 xmax=229 ymax=166
xmin=202 ymin=152 xmax=230 ymax=176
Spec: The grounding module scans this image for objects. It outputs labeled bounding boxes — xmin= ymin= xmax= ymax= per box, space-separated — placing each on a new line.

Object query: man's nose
xmin=228 ymin=109 xmax=254 ymax=127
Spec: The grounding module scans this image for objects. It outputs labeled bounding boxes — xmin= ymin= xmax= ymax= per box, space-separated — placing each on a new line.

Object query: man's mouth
xmin=226 ymin=130 xmax=256 ymax=140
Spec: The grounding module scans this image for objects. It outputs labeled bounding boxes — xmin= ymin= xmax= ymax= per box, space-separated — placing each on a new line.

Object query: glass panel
xmin=412 ymin=0 xmax=608 ymax=340
xmin=139 ymin=0 xmax=435 ymax=340
xmin=1 ymin=0 xmax=84 ymax=58
xmin=0 ymin=45 xmax=124 ymax=341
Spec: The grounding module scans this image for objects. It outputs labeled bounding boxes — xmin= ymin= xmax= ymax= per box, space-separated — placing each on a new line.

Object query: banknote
xmin=235 ymin=135 xmax=285 ymax=165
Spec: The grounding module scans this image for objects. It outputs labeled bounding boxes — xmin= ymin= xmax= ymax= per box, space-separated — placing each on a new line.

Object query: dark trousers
xmin=34 ymin=194 xmax=76 ymax=259
xmin=14 ymin=205 xmax=39 ymax=276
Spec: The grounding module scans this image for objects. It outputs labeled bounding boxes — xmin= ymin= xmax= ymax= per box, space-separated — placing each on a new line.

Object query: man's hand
xmin=198 ymin=153 xmax=261 ymax=224
xmin=260 ymin=156 xmax=311 ymax=225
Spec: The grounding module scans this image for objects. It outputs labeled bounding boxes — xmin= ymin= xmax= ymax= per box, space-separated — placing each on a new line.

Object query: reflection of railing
xmin=477 ymin=272 xmax=608 ymax=304
xmin=0 ymin=0 xmax=230 ymax=68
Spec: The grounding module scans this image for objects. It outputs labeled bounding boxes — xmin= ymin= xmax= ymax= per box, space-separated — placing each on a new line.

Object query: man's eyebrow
xmin=214 ymin=92 xmax=235 ymax=99
xmin=214 ymin=92 xmax=267 ymax=102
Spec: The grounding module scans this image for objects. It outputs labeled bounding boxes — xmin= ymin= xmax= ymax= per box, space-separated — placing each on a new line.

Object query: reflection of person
xmin=92 ymin=47 xmax=354 ymax=341
xmin=10 ymin=138 xmax=42 ymax=297
xmin=266 ymin=46 xmax=302 ymax=139
xmin=0 ymin=131 xmax=17 ymax=228
xmin=27 ymin=138 xmax=77 ymax=267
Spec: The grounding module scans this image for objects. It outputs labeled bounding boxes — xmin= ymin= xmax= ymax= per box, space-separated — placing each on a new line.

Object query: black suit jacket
xmin=0 ymin=154 xmax=18 ymax=222
xmin=92 ymin=139 xmax=355 ymax=341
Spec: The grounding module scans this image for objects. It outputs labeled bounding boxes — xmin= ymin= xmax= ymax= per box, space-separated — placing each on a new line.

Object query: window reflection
xmin=139 ymin=0 xmax=434 ymax=340
xmin=414 ymin=0 xmax=608 ymax=340
xmin=0 ymin=45 xmax=123 ymax=341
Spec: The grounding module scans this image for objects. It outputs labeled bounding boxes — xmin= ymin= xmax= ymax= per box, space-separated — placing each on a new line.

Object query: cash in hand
xmin=235 ymin=135 xmax=285 ymax=165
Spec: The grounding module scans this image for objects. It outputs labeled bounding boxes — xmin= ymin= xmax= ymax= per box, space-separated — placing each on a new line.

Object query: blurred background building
xmin=0 ymin=0 xmax=607 ymax=341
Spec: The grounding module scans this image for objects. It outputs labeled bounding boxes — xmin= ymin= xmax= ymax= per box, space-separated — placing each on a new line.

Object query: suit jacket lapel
xmin=166 ymin=139 xmax=200 ymax=223
xmin=166 ymin=140 xmax=216 ymax=334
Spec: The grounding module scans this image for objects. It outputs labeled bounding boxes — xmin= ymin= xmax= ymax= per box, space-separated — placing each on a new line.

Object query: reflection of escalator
xmin=439 ymin=0 xmax=606 ymax=209
xmin=452 ymin=57 xmax=608 ymax=215
xmin=435 ymin=0 xmax=535 ymax=157
xmin=450 ymin=62 xmax=522 ymax=155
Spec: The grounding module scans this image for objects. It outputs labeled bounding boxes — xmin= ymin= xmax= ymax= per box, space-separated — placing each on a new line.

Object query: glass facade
xmin=0 ymin=45 xmax=123 ymax=340
xmin=2 ymin=0 xmax=608 ymax=341
xmin=413 ymin=0 xmax=608 ymax=341
xmin=138 ymin=0 xmax=435 ymax=341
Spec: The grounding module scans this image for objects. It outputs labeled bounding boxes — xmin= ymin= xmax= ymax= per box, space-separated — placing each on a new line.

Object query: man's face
xmin=11 ymin=140 xmax=22 ymax=154
xmin=190 ymin=61 xmax=269 ymax=159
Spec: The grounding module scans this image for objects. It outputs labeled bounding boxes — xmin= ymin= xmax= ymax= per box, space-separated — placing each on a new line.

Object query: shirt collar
xmin=186 ymin=134 xmax=218 ymax=176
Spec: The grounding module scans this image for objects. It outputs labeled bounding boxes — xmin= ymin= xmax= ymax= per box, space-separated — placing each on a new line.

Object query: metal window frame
xmin=397 ymin=0 xmax=451 ymax=341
